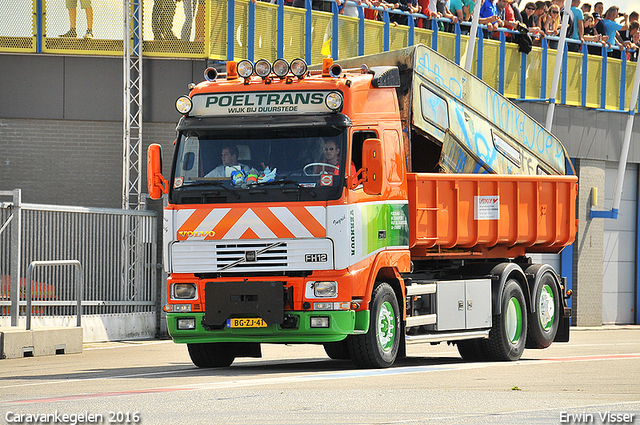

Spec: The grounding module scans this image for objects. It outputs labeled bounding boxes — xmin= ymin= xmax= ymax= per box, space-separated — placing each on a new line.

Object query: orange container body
xmin=408 ymin=173 xmax=578 ymax=259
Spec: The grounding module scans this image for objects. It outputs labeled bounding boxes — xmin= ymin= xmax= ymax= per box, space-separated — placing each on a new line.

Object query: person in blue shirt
xmin=479 ymin=0 xmax=500 ymax=32
xmin=569 ymin=0 xmax=584 ymax=51
xmin=602 ymin=5 xmax=629 ymax=58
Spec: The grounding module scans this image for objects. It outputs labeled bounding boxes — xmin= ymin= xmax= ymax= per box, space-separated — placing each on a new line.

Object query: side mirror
xmin=361 ymin=138 xmax=384 ymax=195
xmin=147 ymin=144 xmax=168 ymax=200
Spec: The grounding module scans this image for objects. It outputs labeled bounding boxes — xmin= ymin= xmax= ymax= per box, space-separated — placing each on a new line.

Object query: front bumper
xmin=167 ymin=310 xmax=369 ymax=344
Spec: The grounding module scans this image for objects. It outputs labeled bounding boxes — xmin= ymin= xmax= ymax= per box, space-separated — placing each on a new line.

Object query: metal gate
xmin=0 ymin=190 xmax=158 ymax=338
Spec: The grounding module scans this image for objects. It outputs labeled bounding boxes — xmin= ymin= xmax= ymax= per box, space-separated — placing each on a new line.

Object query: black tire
xmin=347 ymin=282 xmax=400 ymax=368
xmin=481 ymin=279 xmax=528 ymax=361
xmin=526 ymin=271 xmax=561 ymax=349
xmin=187 ymin=342 xmax=236 ymax=368
xmin=323 ymin=339 xmax=351 ymax=360
xmin=456 ymin=338 xmax=487 ymax=361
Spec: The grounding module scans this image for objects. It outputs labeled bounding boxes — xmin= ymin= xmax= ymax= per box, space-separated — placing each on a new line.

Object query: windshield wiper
xmin=254 ymin=180 xmax=316 ymax=198
xmin=182 ymin=180 xmax=240 ymax=199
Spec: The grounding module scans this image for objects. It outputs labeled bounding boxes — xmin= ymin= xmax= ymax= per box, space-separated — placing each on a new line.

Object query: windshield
xmin=169 ymin=126 xmax=347 ymax=204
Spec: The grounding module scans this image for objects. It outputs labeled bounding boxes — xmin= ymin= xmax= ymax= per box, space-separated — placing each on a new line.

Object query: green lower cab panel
xmin=168 ymin=310 xmax=370 ymax=344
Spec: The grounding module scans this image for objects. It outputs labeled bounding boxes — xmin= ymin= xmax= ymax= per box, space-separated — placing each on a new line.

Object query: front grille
xmin=170 ymin=239 xmax=334 ymax=273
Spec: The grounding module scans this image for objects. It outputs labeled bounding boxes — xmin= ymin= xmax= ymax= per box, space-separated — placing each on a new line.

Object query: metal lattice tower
xmin=122 ymin=0 xmax=144 ymax=306
xmin=123 ymin=0 xmax=143 ymax=211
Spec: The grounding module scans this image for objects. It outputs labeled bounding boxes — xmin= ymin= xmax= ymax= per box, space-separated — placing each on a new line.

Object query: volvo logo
xmin=245 ymin=251 xmax=257 ymax=262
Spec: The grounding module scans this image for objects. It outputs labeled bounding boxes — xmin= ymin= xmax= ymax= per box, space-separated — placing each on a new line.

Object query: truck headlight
xmin=313 ymin=281 xmax=337 ymax=298
xmin=172 ymin=283 xmax=197 ymax=299
xmin=175 ymin=96 xmax=192 ymax=114
xmin=325 ymin=91 xmax=343 ymax=111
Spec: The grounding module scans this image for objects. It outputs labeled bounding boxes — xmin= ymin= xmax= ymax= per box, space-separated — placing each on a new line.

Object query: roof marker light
xmin=237 ymin=60 xmax=254 ymax=79
xmin=290 ymin=58 xmax=307 ymax=78
xmin=322 ymin=57 xmax=333 ymax=77
xmin=273 ymin=59 xmax=290 ymax=78
xmin=255 ymin=59 xmax=272 ymax=79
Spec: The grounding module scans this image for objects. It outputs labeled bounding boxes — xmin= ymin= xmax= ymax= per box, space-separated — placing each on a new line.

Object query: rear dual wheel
xmin=526 ymin=271 xmax=560 ymax=349
xmin=482 ymin=279 xmax=528 ymax=361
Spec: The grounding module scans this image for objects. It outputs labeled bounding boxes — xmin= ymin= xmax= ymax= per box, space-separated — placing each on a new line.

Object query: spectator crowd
xmin=287 ymin=0 xmax=639 ymax=59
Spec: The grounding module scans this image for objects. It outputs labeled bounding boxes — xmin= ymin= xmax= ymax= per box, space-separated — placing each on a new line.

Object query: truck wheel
xmin=456 ymin=339 xmax=487 ymax=361
xmin=187 ymin=342 xmax=236 ymax=368
xmin=348 ymin=282 xmax=400 ymax=368
xmin=323 ymin=339 xmax=351 ymax=360
xmin=526 ymin=271 xmax=560 ymax=349
xmin=482 ymin=279 xmax=528 ymax=361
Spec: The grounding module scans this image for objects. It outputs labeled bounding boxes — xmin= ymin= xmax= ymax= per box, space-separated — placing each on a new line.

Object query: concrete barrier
xmin=0 ymin=327 xmax=83 ymax=359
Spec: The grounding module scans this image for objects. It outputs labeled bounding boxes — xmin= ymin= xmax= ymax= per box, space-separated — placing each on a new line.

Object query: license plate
xmin=226 ymin=318 xmax=267 ymax=328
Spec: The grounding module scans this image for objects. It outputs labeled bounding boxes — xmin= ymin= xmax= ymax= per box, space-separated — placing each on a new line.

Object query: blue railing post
xmin=277 ymin=0 xmax=285 ymax=59
xmin=476 ymin=26 xmax=483 ymax=79
xmin=581 ymin=43 xmax=588 ymax=107
xmin=332 ymin=0 xmax=339 ymax=59
xmin=431 ymin=17 xmax=438 ymax=51
xmin=561 ymin=41 xmax=568 ymax=105
xmin=520 ymin=50 xmax=527 ymax=99
xmin=620 ymin=49 xmax=627 ymax=111
xmin=227 ymin=0 xmax=235 ymax=61
xmin=499 ymin=30 xmax=506 ymax=95
xmin=408 ymin=11 xmax=415 ymax=47
xmin=601 ymin=45 xmax=608 ymax=109
xmin=248 ymin=0 xmax=255 ymax=62
xmin=36 ymin=0 xmax=43 ymax=53
xmin=305 ymin=0 xmax=312 ymax=63
xmin=541 ymin=37 xmax=548 ymax=100
xmin=358 ymin=4 xmax=365 ymax=56
xmin=383 ymin=9 xmax=390 ymax=52
xmin=454 ymin=22 xmax=461 ymax=65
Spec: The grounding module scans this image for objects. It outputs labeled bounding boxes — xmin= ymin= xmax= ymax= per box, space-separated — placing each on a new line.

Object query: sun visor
xmin=369 ymin=66 xmax=401 ymax=88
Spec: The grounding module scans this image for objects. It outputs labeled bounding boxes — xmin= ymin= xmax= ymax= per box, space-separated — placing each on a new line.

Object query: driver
xmin=313 ymin=140 xmax=341 ymax=174
xmin=313 ymin=140 xmax=357 ymax=180
xmin=205 ymin=144 xmax=250 ymax=178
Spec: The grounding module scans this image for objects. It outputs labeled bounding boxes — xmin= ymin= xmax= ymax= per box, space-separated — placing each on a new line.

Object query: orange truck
xmin=147 ymin=44 xmax=577 ymax=368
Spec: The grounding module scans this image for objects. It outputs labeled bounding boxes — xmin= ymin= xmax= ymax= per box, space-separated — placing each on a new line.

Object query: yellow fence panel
xmin=503 ymin=41 xmax=521 ymax=98
xmin=564 ymin=50 xmax=582 ymax=106
xmin=414 ymin=26 xmax=432 ymax=48
xmin=389 ymin=25 xmax=408 ymax=52
xmin=523 ymin=48 xmax=543 ymax=100
xmin=606 ymin=59 xmax=622 ymax=110
xmin=363 ymin=19 xmax=385 ymax=57
xmin=337 ymin=15 xmax=359 ymax=60
xmin=254 ymin=1 xmax=278 ymax=62
xmin=0 ymin=0 xmax=36 ymax=53
xmin=585 ymin=54 xmax=603 ymax=109
xmin=282 ymin=5 xmax=306 ymax=61
xmin=43 ymin=0 xmax=123 ymax=55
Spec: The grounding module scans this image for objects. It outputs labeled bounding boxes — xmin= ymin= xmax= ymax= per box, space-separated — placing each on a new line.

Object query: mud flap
xmin=553 ymin=307 xmax=571 ymax=342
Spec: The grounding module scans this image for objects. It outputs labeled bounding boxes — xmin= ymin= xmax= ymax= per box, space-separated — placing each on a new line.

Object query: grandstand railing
xmin=0 ymin=0 xmax=637 ymax=112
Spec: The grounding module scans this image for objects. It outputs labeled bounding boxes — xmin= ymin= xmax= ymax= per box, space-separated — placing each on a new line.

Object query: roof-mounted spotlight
xmin=273 ymin=59 xmax=290 ymax=78
xmin=290 ymin=58 xmax=307 ymax=79
xmin=237 ymin=60 xmax=254 ymax=79
xmin=175 ymin=96 xmax=193 ymax=114
xmin=187 ymin=82 xmax=196 ymax=91
xmin=204 ymin=67 xmax=218 ymax=82
xmin=360 ymin=64 xmax=369 ymax=74
xmin=254 ymin=59 xmax=272 ymax=79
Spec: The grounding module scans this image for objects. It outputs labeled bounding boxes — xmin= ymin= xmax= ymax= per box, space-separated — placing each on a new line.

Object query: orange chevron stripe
xmin=289 ymin=206 xmax=325 ymax=237
xmin=240 ymin=228 xmax=260 ymax=239
xmin=177 ymin=209 xmax=212 ymax=240
xmin=252 ymin=207 xmax=296 ymax=239
xmin=210 ymin=207 xmax=248 ymax=239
